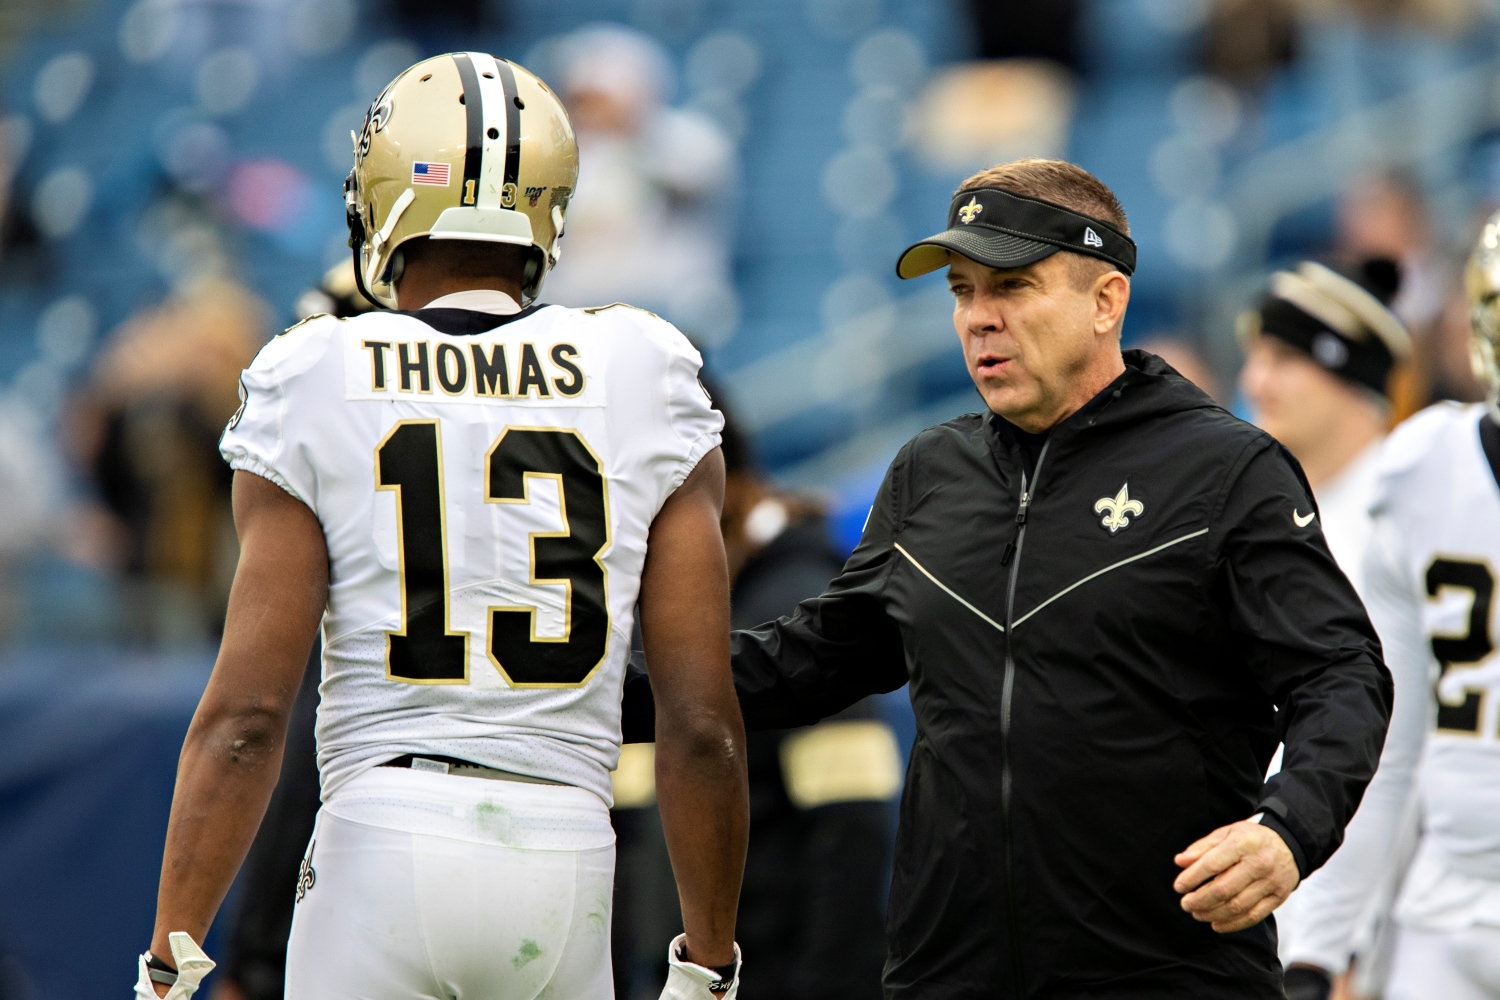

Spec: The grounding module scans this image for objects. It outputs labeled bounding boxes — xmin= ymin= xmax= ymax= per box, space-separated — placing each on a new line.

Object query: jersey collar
xmin=421 ymin=289 xmax=521 ymax=315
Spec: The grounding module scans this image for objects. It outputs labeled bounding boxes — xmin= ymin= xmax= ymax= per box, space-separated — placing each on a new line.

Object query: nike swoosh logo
xmin=1293 ymin=509 xmax=1316 ymax=527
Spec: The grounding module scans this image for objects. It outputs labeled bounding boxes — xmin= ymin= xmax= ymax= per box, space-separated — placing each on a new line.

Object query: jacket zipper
xmin=1000 ymin=438 xmax=1049 ymax=999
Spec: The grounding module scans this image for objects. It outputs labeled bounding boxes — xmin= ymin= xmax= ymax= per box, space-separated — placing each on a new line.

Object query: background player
xmin=1237 ymin=257 xmax=1412 ymax=591
xmin=1279 ymin=212 xmax=1500 ymax=1000
xmin=134 ymin=53 xmax=748 ymax=1000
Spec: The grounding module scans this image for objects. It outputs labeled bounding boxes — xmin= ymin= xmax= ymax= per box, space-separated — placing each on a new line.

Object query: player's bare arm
xmin=639 ymin=447 xmax=749 ymax=975
xmin=1173 ymin=818 xmax=1300 ymax=934
xmin=145 ymin=471 xmax=328 ymax=993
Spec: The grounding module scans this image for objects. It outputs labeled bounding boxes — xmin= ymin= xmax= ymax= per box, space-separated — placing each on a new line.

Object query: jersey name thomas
xmin=221 ymin=301 xmax=721 ymax=805
xmin=345 ymin=330 xmax=602 ymax=405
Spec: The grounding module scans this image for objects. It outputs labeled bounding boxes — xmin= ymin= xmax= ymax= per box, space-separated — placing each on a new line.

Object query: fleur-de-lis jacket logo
xmin=1094 ymin=483 xmax=1144 ymax=534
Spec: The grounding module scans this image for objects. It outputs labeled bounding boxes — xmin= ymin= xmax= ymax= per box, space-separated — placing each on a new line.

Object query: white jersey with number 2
xmin=1368 ymin=403 xmax=1500 ymax=929
xmin=1281 ymin=402 xmax=1500 ymax=977
xmin=219 ymin=291 xmax=721 ymax=806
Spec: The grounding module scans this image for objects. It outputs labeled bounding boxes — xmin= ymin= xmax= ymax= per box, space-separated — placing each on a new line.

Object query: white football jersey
xmin=1366 ymin=402 xmax=1500 ymax=934
xmin=220 ymin=292 xmax=722 ymax=805
xmin=1281 ymin=403 xmax=1500 ymax=971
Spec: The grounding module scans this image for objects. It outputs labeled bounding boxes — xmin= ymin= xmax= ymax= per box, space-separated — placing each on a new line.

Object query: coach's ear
xmin=1093 ymin=269 xmax=1130 ymax=339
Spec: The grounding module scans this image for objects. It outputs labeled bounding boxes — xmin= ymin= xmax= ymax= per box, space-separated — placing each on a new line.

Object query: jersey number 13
xmin=376 ymin=421 xmax=610 ymax=687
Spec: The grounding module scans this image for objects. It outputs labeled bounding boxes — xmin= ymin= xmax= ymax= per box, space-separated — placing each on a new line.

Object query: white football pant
xmin=1385 ymin=924 xmax=1500 ymax=1000
xmin=284 ymin=766 xmax=615 ymax=999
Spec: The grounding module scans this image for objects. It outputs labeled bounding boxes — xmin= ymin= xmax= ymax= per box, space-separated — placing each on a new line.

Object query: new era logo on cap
xmin=412 ymin=161 xmax=451 ymax=186
xmin=1083 ymin=227 xmax=1104 ymax=248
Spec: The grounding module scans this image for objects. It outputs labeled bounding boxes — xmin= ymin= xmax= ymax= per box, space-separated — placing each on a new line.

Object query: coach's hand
xmin=1172 ymin=819 xmax=1299 ymax=933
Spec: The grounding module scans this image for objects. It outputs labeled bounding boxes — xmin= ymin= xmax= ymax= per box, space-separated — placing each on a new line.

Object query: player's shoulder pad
xmin=1371 ymin=401 xmax=1480 ymax=513
xmin=279 ymin=312 xmax=333 ymax=337
xmin=579 ymin=301 xmax=664 ymax=321
xmin=575 ymin=301 xmax=684 ymax=337
xmin=572 ymin=301 xmax=699 ymax=360
xmin=247 ymin=312 xmax=340 ymax=378
xmin=1377 ymin=400 xmax=1476 ymax=476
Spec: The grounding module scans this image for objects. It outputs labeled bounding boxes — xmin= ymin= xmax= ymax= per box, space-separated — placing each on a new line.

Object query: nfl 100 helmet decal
xmin=344 ymin=52 xmax=579 ymax=309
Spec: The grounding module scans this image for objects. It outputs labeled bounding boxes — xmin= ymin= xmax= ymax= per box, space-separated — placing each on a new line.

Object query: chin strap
xmin=344 ymin=168 xmax=383 ymax=310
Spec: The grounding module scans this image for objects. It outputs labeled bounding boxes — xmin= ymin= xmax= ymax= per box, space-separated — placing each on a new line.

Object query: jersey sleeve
xmin=1277 ymin=494 xmax=1431 ymax=972
xmin=659 ymin=325 xmax=723 ymax=492
xmin=218 ymin=317 xmax=337 ymax=509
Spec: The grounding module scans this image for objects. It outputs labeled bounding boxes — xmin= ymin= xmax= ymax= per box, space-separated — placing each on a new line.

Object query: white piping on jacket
xmin=894 ymin=526 xmax=1211 ymax=634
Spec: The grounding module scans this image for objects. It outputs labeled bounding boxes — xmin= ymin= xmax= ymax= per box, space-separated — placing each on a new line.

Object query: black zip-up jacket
xmin=648 ymin=352 xmax=1392 ymax=999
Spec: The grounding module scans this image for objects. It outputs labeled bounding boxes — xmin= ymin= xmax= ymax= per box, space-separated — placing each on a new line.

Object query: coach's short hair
xmin=959 ymin=159 xmax=1130 ymax=237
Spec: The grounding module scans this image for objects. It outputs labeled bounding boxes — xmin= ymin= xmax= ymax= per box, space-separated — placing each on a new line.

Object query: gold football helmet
xmin=1467 ymin=210 xmax=1500 ymax=419
xmin=344 ymin=52 xmax=578 ymax=308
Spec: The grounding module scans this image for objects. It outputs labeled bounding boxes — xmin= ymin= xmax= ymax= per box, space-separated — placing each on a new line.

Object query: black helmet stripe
xmin=495 ymin=58 xmax=522 ymax=197
xmin=451 ymin=53 xmax=484 ymax=207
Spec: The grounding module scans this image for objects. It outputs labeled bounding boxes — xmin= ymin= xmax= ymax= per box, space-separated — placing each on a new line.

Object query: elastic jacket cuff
xmin=1256 ymin=811 xmax=1309 ymax=880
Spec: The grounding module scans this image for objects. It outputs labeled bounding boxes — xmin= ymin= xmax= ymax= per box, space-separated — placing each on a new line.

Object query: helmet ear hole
xmin=521 ymin=247 xmax=546 ymax=299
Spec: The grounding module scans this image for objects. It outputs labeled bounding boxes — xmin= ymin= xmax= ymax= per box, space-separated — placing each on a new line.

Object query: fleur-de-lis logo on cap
xmin=1094 ymin=483 xmax=1144 ymax=535
xmin=958 ymin=196 xmax=983 ymax=224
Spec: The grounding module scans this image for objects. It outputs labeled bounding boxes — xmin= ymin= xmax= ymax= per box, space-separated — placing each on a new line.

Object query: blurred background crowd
xmin=3 ymin=0 xmax=1500 ymax=996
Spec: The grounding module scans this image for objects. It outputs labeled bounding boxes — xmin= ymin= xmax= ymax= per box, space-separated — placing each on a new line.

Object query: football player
xmin=134 ymin=54 xmax=748 ymax=1000
xmin=1279 ymin=213 xmax=1500 ymax=1000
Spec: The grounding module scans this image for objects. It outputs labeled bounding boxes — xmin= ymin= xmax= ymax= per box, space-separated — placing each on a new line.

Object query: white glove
xmin=660 ymin=933 xmax=741 ymax=1000
xmin=134 ymin=932 xmax=214 ymax=1000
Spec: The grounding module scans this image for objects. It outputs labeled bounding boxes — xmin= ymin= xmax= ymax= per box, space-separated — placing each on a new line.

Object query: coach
xmin=632 ymin=160 xmax=1393 ymax=998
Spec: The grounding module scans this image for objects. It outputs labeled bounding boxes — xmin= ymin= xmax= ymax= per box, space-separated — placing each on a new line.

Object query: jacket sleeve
xmin=1276 ymin=512 xmax=1429 ymax=972
xmin=619 ymin=452 xmax=911 ymax=739
xmin=728 ymin=453 xmax=911 ymax=731
xmin=1213 ymin=440 xmax=1393 ymax=878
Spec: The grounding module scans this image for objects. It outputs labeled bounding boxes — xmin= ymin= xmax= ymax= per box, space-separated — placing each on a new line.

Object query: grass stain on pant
xmin=513 ymin=938 xmax=543 ymax=969
xmin=473 ymin=799 xmax=511 ymax=843
xmin=586 ymin=886 xmax=610 ymax=933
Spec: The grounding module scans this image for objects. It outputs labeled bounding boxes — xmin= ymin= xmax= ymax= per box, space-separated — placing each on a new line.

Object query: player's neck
xmin=396 ymin=270 xmax=525 ymax=311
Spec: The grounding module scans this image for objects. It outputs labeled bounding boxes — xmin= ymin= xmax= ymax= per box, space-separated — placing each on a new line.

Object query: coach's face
xmin=948 ymin=252 xmax=1130 ymax=433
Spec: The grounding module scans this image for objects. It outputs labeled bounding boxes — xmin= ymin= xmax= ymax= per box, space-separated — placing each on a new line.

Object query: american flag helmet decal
xmin=411 ymin=161 xmax=451 ymax=186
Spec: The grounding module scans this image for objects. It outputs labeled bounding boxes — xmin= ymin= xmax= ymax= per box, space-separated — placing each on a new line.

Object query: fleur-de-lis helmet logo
xmin=958 ymin=196 xmax=983 ymax=224
xmin=1094 ymin=483 xmax=1144 ymax=534
xmin=354 ymin=86 xmax=395 ymax=165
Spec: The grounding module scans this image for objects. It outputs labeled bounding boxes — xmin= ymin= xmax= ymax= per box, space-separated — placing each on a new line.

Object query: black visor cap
xmin=896 ymin=187 xmax=1137 ymax=280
